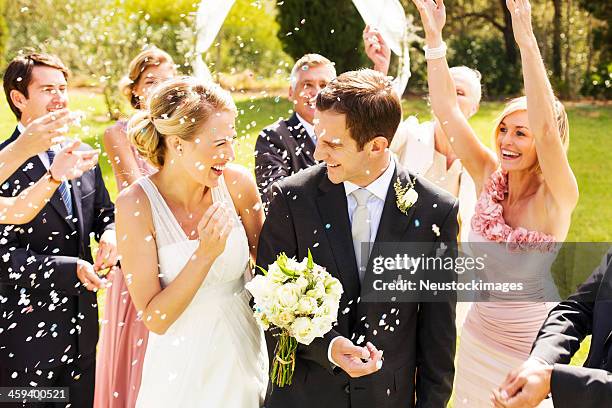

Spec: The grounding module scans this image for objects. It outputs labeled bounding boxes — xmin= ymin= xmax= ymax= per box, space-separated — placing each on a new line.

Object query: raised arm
xmin=0 ymin=140 xmax=99 ymax=224
xmin=412 ymin=0 xmax=497 ymax=189
xmin=0 ymin=109 xmax=73 ymax=183
xmin=103 ymin=123 xmax=145 ymax=191
xmin=507 ymin=0 xmax=579 ymax=211
xmin=116 ymin=185 xmax=234 ymax=334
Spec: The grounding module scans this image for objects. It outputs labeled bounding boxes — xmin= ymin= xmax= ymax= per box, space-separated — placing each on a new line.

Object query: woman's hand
xmin=363 ymin=25 xmax=391 ymax=75
xmin=506 ymin=0 xmax=536 ymax=48
xmin=411 ymin=0 xmax=446 ymax=45
xmin=196 ymin=202 xmax=234 ymax=262
xmin=49 ymin=140 xmax=99 ymax=181
xmin=16 ymin=109 xmax=73 ymax=156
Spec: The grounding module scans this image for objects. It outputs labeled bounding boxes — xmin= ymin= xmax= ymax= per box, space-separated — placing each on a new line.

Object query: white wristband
xmin=424 ymin=41 xmax=447 ymax=60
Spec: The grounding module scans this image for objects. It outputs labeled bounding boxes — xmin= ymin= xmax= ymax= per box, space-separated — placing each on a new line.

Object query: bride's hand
xmin=411 ymin=0 xmax=446 ymax=43
xmin=506 ymin=0 xmax=535 ymax=48
xmin=197 ymin=202 xmax=234 ymax=261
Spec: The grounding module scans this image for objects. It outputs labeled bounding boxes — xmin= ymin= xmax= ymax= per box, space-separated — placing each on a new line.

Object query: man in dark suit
xmin=254 ymin=53 xmax=336 ymax=207
xmin=494 ymin=249 xmax=612 ymax=408
xmin=0 ymin=53 xmax=116 ymax=407
xmin=258 ymin=69 xmax=458 ymax=408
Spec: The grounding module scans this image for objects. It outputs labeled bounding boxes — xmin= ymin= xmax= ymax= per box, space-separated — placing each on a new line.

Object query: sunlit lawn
xmin=1 ymin=89 xmax=607 ymax=402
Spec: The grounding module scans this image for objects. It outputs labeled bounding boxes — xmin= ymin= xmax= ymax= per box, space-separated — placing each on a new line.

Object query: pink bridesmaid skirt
xmin=453 ymin=302 xmax=555 ymax=407
xmin=94 ymin=269 xmax=149 ymax=408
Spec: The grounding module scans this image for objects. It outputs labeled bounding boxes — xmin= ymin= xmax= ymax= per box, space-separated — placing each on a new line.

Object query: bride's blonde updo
xmin=127 ymin=76 xmax=236 ymax=168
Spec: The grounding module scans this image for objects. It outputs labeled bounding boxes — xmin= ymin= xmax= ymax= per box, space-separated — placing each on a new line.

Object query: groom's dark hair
xmin=3 ymin=52 xmax=70 ymax=119
xmin=315 ymin=69 xmax=401 ymax=150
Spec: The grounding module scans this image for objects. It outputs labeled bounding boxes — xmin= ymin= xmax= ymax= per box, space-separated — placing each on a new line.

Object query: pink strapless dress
xmin=94 ymin=121 xmax=157 ymax=408
xmin=453 ymin=170 xmax=559 ymax=407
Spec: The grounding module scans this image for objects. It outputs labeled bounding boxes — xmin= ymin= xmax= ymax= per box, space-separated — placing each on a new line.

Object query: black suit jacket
xmin=257 ymin=162 xmax=459 ymax=408
xmin=531 ymin=249 xmax=612 ymax=407
xmin=0 ymin=127 xmax=115 ymax=371
xmin=254 ymin=112 xmax=317 ymax=207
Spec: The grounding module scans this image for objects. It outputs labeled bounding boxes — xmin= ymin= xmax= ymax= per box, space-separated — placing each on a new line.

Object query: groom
xmin=258 ymin=69 xmax=458 ymax=408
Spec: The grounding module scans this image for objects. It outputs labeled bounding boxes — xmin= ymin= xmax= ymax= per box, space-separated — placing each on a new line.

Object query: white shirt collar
xmin=17 ymin=122 xmax=26 ymax=134
xmin=344 ymin=158 xmax=396 ymax=201
xmin=295 ymin=112 xmax=316 ymax=140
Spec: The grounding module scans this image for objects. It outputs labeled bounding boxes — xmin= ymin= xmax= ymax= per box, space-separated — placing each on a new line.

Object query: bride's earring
xmin=177 ymin=144 xmax=184 ymax=156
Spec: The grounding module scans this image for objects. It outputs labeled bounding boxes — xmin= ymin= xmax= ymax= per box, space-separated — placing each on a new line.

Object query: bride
xmin=115 ymin=76 xmax=268 ymax=407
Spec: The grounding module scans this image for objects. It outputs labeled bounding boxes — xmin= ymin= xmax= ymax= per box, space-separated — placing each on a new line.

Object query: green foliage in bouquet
xmin=248 ymin=250 xmax=343 ymax=387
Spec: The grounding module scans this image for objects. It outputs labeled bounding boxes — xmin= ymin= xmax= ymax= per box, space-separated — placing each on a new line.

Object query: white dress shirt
xmin=17 ymin=122 xmax=61 ymax=169
xmin=327 ymin=159 xmax=396 ymax=366
xmin=295 ymin=112 xmax=317 ymax=144
xmin=343 ymin=159 xmax=396 ymax=242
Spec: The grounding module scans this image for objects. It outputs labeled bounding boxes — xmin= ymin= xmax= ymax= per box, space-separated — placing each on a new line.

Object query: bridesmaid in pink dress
xmin=411 ymin=0 xmax=579 ymax=406
xmin=95 ymin=47 xmax=176 ymax=408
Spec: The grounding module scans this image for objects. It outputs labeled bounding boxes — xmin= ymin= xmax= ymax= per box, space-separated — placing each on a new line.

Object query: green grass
xmin=0 ymin=90 xmax=606 ymax=396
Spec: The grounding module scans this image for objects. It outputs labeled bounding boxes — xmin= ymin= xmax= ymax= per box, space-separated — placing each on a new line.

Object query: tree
xmin=577 ymin=1 xmax=611 ymax=99
xmin=210 ymin=0 xmax=292 ymax=77
xmin=552 ymin=0 xmax=563 ymax=82
xmin=0 ymin=0 xmax=8 ymax=69
xmin=275 ymin=0 xmax=367 ymax=73
xmin=4 ymin=0 xmax=195 ymax=119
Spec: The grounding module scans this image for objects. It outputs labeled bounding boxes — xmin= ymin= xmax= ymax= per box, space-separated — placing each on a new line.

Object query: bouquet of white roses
xmin=246 ymin=250 xmax=343 ymax=387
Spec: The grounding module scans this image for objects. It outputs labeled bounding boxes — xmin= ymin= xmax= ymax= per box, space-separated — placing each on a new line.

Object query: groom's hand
xmin=331 ymin=337 xmax=383 ymax=378
xmin=491 ymin=358 xmax=552 ymax=408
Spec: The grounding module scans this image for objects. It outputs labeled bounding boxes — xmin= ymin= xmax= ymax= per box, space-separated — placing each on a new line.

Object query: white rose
xmin=274 ymin=310 xmax=296 ymax=328
xmin=316 ymin=297 xmax=339 ymax=321
xmin=296 ymin=296 xmax=318 ymax=315
xmin=277 ymin=283 xmax=300 ymax=309
xmin=311 ymin=316 xmax=334 ymax=336
xmin=400 ymin=188 xmax=419 ymax=208
xmin=245 ymin=275 xmax=274 ymax=301
xmin=291 ymin=317 xmax=316 ymax=345
xmin=295 ymin=276 xmax=309 ymax=293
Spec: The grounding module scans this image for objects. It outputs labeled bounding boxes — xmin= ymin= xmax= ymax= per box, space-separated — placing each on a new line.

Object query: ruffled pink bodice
xmin=471 ymin=170 xmax=555 ymax=252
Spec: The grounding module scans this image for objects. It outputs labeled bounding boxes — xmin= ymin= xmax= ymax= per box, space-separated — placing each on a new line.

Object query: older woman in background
xmin=364 ymin=26 xmax=480 ymax=242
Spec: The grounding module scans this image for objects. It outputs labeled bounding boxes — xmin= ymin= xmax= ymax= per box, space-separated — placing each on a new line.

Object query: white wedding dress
xmin=135 ymin=176 xmax=268 ymax=408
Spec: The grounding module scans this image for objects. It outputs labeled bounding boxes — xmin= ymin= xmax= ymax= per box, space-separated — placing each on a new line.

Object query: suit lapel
xmin=604 ymin=330 xmax=612 ymax=349
xmin=316 ymin=173 xmax=361 ymax=299
xmin=18 ymin=144 xmax=76 ymax=230
xmin=287 ymin=113 xmax=317 ymax=166
xmin=70 ymin=178 xmax=85 ymax=238
xmin=357 ymin=164 xmax=417 ymax=302
xmin=374 ymin=163 xmax=416 ymax=244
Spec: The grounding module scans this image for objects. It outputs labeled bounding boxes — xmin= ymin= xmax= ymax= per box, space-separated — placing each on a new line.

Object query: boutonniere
xmin=394 ymin=176 xmax=418 ymax=215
